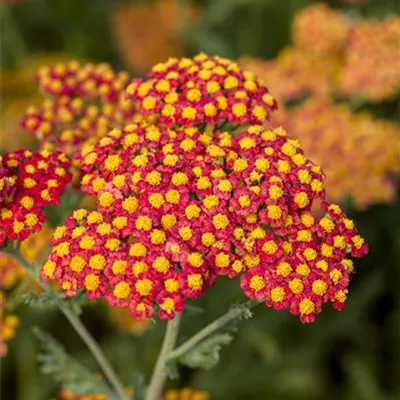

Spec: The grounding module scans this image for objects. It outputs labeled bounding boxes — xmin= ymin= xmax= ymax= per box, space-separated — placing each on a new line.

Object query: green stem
xmin=1 ymin=247 xmax=128 ymax=400
xmin=167 ymin=300 xmax=258 ymax=362
xmin=146 ymin=313 xmax=182 ymax=400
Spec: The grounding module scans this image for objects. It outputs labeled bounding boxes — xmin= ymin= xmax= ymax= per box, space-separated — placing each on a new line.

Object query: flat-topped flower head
xmin=0 ymin=150 xmax=71 ymax=246
xmin=125 ymin=53 xmax=278 ymax=127
xmin=44 ymin=121 xmax=368 ymax=323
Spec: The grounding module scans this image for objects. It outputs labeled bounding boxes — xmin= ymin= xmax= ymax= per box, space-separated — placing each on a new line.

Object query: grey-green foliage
xmin=34 ymin=327 xmax=116 ymax=399
xmin=180 ymin=333 xmax=233 ymax=370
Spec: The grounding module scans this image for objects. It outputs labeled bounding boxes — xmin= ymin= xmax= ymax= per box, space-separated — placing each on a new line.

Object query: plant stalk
xmin=167 ymin=301 xmax=258 ymax=362
xmin=146 ymin=313 xmax=182 ymax=400
xmin=1 ymin=247 xmax=128 ymax=400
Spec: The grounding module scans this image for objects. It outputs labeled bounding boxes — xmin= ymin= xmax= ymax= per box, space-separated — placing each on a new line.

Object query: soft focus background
xmin=1 ymin=1 xmax=399 ymax=400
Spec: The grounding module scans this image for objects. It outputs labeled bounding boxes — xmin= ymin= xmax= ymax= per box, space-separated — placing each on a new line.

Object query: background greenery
xmin=1 ymin=1 xmax=399 ymax=399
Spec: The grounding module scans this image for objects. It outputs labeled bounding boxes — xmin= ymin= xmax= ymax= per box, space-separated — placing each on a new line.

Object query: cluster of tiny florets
xmin=125 ymin=53 xmax=278 ymax=127
xmin=339 ymin=16 xmax=400 ymax=102
xmin=0 ymin=150 xmax=71 ymax=246
xmin=43 ymin=116 xmax=368 ymax=322
xmin=49 ymin=390 xmax=107 ymax=400
xmin=20 ymin=61 xmax=139 ymax=177
xmin=164 ymin=387 xmax=209 ymax=400
xmin=292 ymin=3 xmax=349 ymax=55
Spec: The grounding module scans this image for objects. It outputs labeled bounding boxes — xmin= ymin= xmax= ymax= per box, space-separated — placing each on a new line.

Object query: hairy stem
xmin=167 ymin=301 xmax=258 ymax=362
xmin=1 ymin=247 xmax=128 ymax=400
xmin=146 ymin=313 xmax=182 ymax=400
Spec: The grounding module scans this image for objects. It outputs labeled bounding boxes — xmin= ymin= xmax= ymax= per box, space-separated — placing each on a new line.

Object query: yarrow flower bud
xmin=0 ymin=150 xmax=71 ymax=246
xmin=125 ymin=53 xmax=278 ymax=127
xmin=43 ymin=118 xmax=368 ymax=323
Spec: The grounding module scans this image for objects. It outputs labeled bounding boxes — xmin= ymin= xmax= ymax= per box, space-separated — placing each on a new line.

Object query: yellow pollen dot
xmin=239 ymin=136 xmax=256 ymax=150
xmin=85 ymin=274 xmax=100 ymax=291
xmin=142 ymin=96 xmax=157 ymax=110
xmin=161 ymin=298 xmax=175 ymax=312
xmin=224 ymin=76 xmax=239 ymax=89
xmin=96 ymin=223 xmax=112 ymax=236
xmin=312 ymin=280 xmax=328 ymax=296
xmin=311 ymin=179 xmax=323 ymax=192
xmin=238 ymin=195 xmax=251 ymax=208
xmin=352 ymin=235 xmax=365 ymax=249
xmin=320 ymin=217 xmax=335 ymax=232
xmin=23 ymin=178 xmax=37 ymax=188
xmin=150 ymin=229 xmax=166 ymax=244
xmin=153 ymin=257 xmax=170 ymax=273
xmin=316 ymin=260 xmax=328 ymax=272
xmin=303 ymin=248 xmax=317 ymax=261
xmin=301 ymin=213 xmax=315 ymax=227
xmin=262 ymin=240 xmax=278 ymax=254
xmin=276 ymin=262 xmax=292 ymax=277
xmin=70 ymin=256 xmax=85 ymax=272
xmin=165 ymin=278 xmax=180 ymax=293
xmin=161 ymin=213 xmax=177 ymax=230
xmin=145 ymin=171 xmax=162 ymax=186
xmin=89 ymin=254 xmax=106 ymax=270
xmin=270 ymin=287 xmax=285 ymax=302
xmin=129 ymin=243 xmax=147 ymax=257
xmin=106 ymin=238 xmax=120 ymax=251
xmin=297 ymin=230 xmax=312 ymax=242
xmin=203 ymin=195 xmax=219 ymax=209
xmin=342 ymin=259 xmax=354 ymax=273
xmin=267 ymin=205 xmax=282 ymax=220
xmin=135 ymin=216 xmax=152 ymax=231
xmin=79 ymin=235 xmax=95 ymax=250
xmin=269 ymin=185 xmax=284 ymax=200
xmin=196 ymin=177 xmax=211 ymax=190
xmin=122 ymin=197 xmax=138 ymax=213
xmin=218 ymin=179 xmax=232 ymax=192
xmin=187 ymin=253 xmax=204 ymax=268
xmin=132 ymin=261 xmax=148 ymax=276
xmin=250 ymin=275 xmax=265 ymax=291
xmin=20 ymin=196 xmax=34 ymax=210
xmin=188 ymin=274 xmax=203 ymax=290
xmin=171 ymin=172 xmax=188 ymax=186
xmin=114 ymin=282 xmax=131 ymax=299
xmin=185 ymin=204 xmax=201 ymax=220
xmin=104 ymin=155 xmax=121 ymax=171
xmin=201 ymin=232 xmax=216 ymax=246
xmin=112 ymin=260 xmax=127 ymax=274
xmin=330 ymin=269 xmax=343 ymax=284
xmin=99 ymin=192 xmax=114 ymax=208
xmin=112 ymin=175 xmax=125 ymax=188
xmin=163 ymin=154 xmax=178 ymax=166
xmin=53 ymin=226 xmax=66 ymax=240
xmin=233 ymin=103 xmax=248 ymax=118
xmin=299 ymin=298 xmax=315 ymax=315
xmin=335 ymin=290 xmax=347 ymax=303
xmin=212 ymin=214 xmax=229 ymax=230
xmin=25 ymin=213 xmax=38 ymax=227
xmin=55 ymin=242 xmax=70 ymax=257
xmin=277 ymin=160 xmax=291 ymax=173
xmin=294 ymin=192 xmax=309 ymax=208
xmin=43 ymin=260 xmax=56 ymax=278
xmin=321 ymin=244 xmax=334 ymax=257
xmin=164 ymin=190 xmax=180 ymax=205
xmin=252 ymin=105 xmax=267 ymax=121
xmin=215 ymin=253 xmax=230 ymax=268
xmin=233 ymin=158 xmax=248 ymax=172
xmin=135 ymin=279 xmax=153 ymax=296
xmin=289 ymin=278 xmax=304 ymax=294
xmin=179 ymin=226 xmax=192 ymax=241
xmin=182 ymin=107 xmax=197 ymax=120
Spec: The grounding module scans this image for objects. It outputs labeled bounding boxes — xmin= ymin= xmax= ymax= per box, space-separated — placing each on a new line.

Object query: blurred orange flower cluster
xmin=240 ymin=3 xmax=400 ymax=208
xmin=111 ymin=0 xmax=199 ymax=73
xmin=240 ymin=3 xmax=400 ymax=103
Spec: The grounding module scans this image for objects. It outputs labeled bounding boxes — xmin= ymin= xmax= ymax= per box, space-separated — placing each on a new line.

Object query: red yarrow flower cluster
xmin=42 ymin=119 xmax=367 ymax=323
xmin=125 ymin=53 xmax=278 ymax=127
xmin=20 ymin=61 xmax=139 ymax=177
xmin=0 ymin=150 xmax=71 ymax=246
